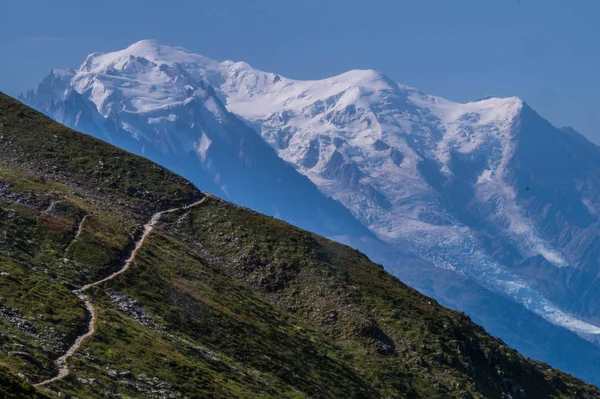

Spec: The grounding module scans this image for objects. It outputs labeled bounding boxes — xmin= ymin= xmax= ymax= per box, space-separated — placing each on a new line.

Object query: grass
xmin=0 ymin=364 xmax=49 ymax=399
xmin=0 ymin=91 xmax=598 ymax=398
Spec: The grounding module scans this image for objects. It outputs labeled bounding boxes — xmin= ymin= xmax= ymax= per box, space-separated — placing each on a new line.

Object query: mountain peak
xmin=79 ymin=40 xmax=215 ymax=75
xmin=324 ymin=68 xmax=406 ymax=93
xmin=127 ymin=38 xmax=165 ymax=49
xmin=122 ymin=39 xmax=197 ymax=60
xmin=337 ymin=68 xmax=392 ymax=82
xmin=49 ymin=68 xmax=76 ymax=78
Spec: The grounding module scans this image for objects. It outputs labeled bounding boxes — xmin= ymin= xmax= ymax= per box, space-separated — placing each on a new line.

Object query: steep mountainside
xmin=0 ymin=365 xmax=49 ymax=399
xmin=2 ymin=93 xmax=600 ymax=398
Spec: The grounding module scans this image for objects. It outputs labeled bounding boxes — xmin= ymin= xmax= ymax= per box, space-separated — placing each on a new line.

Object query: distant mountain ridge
xmin=21 ymin=40 xmax=600 ymax=385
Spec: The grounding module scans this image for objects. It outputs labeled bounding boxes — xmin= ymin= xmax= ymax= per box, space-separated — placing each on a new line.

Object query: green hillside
xmin=0 ymin=91 xmax=598 ymax=398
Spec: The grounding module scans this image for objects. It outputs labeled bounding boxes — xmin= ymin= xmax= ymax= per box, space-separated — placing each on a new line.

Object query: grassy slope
xmin=0 ymin=91 xmax=598 ymax=398
xmin=0 ymin=91 xmax=200 ymax=394
xmin=0 ymin=364 xmax=49 ymax=399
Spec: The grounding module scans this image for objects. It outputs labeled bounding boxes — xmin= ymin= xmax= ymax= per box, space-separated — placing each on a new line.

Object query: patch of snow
xmin=195 ymin=132 xmax=212 ymax=161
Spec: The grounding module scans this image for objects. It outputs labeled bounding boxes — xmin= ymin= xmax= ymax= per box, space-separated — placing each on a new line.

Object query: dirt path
xmin=35 ymin=196 xmax=209 ymax=388
xmin=43 ymin=200 xmax=62 ymax=215
xmin=35 ymin=293 xmax=96 ymax=386
xmin=64 ymin=214 xmax=89 ymax=254
xmin=35 ymin=200 xmax=61 ymax=224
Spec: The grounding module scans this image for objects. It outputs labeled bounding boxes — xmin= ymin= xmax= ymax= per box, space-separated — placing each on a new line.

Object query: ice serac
xmin=23 ymin=40 xmax=600 ymax=386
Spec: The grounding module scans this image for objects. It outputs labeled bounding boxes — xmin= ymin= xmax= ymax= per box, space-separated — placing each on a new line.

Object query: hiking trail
xmin=35 ymin=196 xmax=209 ymax=388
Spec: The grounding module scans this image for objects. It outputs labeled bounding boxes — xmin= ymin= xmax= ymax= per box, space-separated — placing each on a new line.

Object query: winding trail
xmin=35 ymin=196 xmax=209 ymax=388
xmin=35 ymin=294 xmax=96 ymax=387
xmin=64 ymin=214 xmax=89 ymax=254
xmin=44 ymin=201 xmax=60 ymax=215
xmin=35 ymin=200 xmax=61 ymax=224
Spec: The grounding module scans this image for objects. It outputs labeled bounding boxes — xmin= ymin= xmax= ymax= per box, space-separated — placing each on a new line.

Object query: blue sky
xmin=2 ymin=0 xmax=599 ymax=142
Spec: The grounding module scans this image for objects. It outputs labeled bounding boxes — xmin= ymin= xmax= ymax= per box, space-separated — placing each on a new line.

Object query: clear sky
xmin=1 ymin=0 xmax=599 ymax=142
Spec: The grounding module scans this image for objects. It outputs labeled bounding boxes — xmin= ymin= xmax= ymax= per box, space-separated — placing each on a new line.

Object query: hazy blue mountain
xmin=20 ymin=55 xmax=372 ymax=243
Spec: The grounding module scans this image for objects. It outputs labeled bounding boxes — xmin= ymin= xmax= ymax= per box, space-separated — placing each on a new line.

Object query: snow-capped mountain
xmin=20 ymin=42 xmax=374 ymax=243
xmin=22 ymin=40 xmax=600 ymax=384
